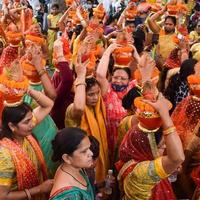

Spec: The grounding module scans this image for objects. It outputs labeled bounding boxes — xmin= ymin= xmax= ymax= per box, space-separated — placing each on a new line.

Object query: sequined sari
xmin=116 ymin=125 xmax=176 ymax=200
xmin=172 ymin=95 xmax=200 ymax=149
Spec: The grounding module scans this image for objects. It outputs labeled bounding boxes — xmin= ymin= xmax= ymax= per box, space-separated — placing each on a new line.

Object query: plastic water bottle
xmin=104 ymin=169 xmax=115 ymax=195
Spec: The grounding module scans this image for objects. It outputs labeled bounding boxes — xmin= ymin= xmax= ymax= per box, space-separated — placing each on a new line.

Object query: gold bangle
xmin=35 ymin=92 xmax=42 ymax=102
xmin=163 ymin=126 xmax=176 ymax=136
xmin=38 ymin=69 xmax=46 ymax=77
xmin=75 ymin=83 xmax=86 ymax=87
xmin=74 ymin=78 xmax=86 ymax=87
xmin=24 ymin=189 xmax=32 ymax=200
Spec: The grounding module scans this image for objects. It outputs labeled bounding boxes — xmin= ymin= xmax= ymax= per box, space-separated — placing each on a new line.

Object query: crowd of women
xmin=0 ymin=0 xmax=199 ymax=199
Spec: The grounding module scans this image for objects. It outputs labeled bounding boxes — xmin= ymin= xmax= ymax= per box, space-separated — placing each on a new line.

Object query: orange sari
xmin=0 ymin=136 xmax=47 ymax=194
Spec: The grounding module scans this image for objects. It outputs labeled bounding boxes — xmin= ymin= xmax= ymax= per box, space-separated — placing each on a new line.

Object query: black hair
xmin=133 ymin=27 xmax=146 ymax=54
xmin=74 ymin=24 xmax=83 ymax=37
xmin=0 ymin=103 xmax=32 ymax=140
xmin=122 ymin=86 xmax=141 ymax=110
xmin=52 ymin=127 xmax=87 ymax=162
xmin=105 ymin=15 xmax=118 ymax=26
xmin=51 ymin=4 xmax=59 ymax=10
xmin=164 ymin=58 xmax=197 ymax=108
xmin=112 ymin=67 xmax=131 ymax=79
xmin=88 ymin=135 xmax=99 ymax=160
xmin=125 ymin=20 xmax=135 ymax=27
xmin=194 ymin=3 xmax=200 ymax=11
xmin=165 ymin=16 xmax=177 ymax=26
xmin=85 ymin=77 xmax=100 ymax=91
xmin=0 ymin=41 xmax=4 ymax=48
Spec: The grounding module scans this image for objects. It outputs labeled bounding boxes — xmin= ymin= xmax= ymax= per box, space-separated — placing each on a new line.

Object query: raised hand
xmin=28 ymin=44 xmax=43 ymax=72
xmin=138 ymin=53 xmax=155 ymax=84
xmin=106 ymin=42 xmax=122 ymax=54
xmin=143 ymin=93 xmax=170 ymax=116
xmin=75 ymin=50 xmax=89 ymax=78
xmin=53 ymin=39 xmax=64 ymax=56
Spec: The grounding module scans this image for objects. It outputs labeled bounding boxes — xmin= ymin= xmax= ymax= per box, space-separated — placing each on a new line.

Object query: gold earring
xmin=12 ymin=128 xmax=16 ymax=133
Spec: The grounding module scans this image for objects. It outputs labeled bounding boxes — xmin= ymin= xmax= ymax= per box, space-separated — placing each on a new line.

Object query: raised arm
xmin=76 ymin=6 xmax=87 ymax=28
xmin=30 ymin=45 xmax=57 ymax=101
xmin=145 ymin=94 xmax=185 ymax=174
xmin=96 ymin=43 xmax=120 ymax=95
xmin=137 ymin=53 xmax=155 ymax=86
xmin=117 ymin=3 xmax=133 ymax=28
xmin=70 ymin=54 xmax=87 ymax=120
xmin=28 ymin=89 xmax=54 ymax=124
xmin=147 ymin=6 xmax=166 ymax=33
xmin=51 ymin=39 xmax=73 ymax=106
xmin=58 ymin=6 xmax=72 ymax=32
xmin=117 ymin=8 xmax=127 ymax=28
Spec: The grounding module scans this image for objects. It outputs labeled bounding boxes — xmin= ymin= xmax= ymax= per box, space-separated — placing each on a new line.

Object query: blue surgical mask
xmin=111 ymin=83 xmax=128 ymax=92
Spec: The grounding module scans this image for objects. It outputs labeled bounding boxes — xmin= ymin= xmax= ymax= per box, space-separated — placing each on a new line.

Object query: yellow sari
xmin=65 ymin=97 xmax=109 ymax=183
xmin=47 ymin=13 xmax=62 ymax=63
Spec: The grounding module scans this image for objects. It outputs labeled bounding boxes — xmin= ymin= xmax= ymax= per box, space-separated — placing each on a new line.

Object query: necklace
xmin=60 ymin=166 xmax=87 ymax=188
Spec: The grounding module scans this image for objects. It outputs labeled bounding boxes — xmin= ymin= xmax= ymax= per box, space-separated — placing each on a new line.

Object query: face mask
xmin=111 ymin=83 xmax=128 ymax=92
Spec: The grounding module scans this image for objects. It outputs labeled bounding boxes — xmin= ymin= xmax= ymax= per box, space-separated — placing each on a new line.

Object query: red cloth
xmin=0 ymin=92 xmax=3 ymax=127
xmin=164 ymin=47 xmax=181 ymax=69
xmin=118 ymin=125 xmax=176 ymax=200
xmin=172 ymin=96 xmax=200 ymax=149
xmin=0 ymin=45 xmax=18 ymax=70
xmin=103 ymin=80 xmax=135 ymax=164
xmin=51 ymin=62 xmax=74 ymax=129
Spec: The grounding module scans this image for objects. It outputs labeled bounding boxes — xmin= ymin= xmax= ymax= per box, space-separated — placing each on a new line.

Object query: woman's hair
xmin=88 ymin=135 xmax=100 ymax=160
xmin=112 ymin=67 xmax=131 ymax=79
xmin=74 ymin=24 xmax=83 ymax=37
xmin=122 ymin=87 xmax=141 ymax=110
xmin=0 ymin=103 xmax=32 ymax=139
xmin=133 ymin=27 xmax=146 ymax=54
xmin=165 ymin=16 xmax=177 ymax=25
xmin=179 ymin=59 xmax=197 ymax=81
xmin=164 ymin=58 xmax=197 ymax=106
xmin=51 ymin=4 xmax=59 ymax=10
xmin=85 ymin=77 xmax=100 ymax=91
xmin=52 ymin=127 xmax=87 ymax=162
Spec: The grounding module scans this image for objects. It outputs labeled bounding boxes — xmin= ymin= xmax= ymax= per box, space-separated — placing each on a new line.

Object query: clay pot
xmin=167 ymin=5 xmax=178 ymax=15
xmin=22 ymin=59 xmax=46 ymax=83
xmin=137 ymin=112 xmax=162 ymax=130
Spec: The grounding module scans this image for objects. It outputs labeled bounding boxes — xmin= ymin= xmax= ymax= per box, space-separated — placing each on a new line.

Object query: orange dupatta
xmin=80 ymin=96 xmax=109 ymax=183
xmin=0 ymin=136 xmax=47 ymax=190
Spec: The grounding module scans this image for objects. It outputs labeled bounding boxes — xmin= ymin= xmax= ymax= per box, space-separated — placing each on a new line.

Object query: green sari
xmin=24 ymin=83 xmax=59 ymax=178
xmin=50 ymin=172 xmax=94 ymax=200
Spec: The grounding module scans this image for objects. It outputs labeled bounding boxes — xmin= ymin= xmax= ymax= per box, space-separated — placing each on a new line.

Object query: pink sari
xmin=103 ymin=80 xmax=135 ymax=164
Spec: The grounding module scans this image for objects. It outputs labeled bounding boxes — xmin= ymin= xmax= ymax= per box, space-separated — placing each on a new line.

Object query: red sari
xmin=172 ymin=95 xmax=200 ymax=149
xmin=117 ymin=125 xmax=176 ymax=200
